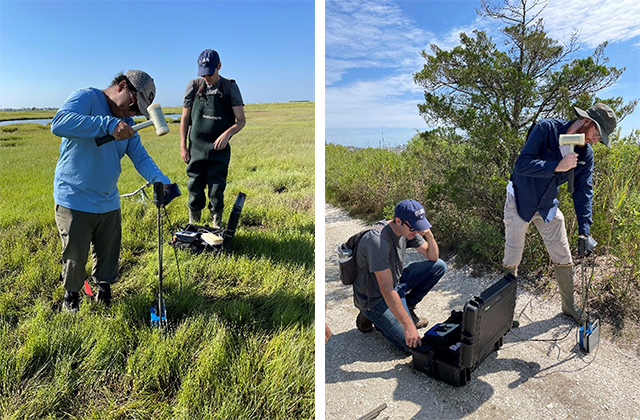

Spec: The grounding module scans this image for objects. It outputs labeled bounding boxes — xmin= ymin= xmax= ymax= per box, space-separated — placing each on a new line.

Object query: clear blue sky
xmin=0 ymin=0 xmax=314 ymax=109
xmin=326 ymin=0 xmax=640 ymax=147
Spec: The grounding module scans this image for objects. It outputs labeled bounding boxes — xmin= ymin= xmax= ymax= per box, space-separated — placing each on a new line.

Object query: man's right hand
xmin=375 ymin=269 xmax=423 ymax=349
xmin=112 ymin=120 xmax=135 ymax=141
xmin=405 ymin=324 xmax=422 ymax=348
xmin=555 ymin=152 xmax=578 ymax=172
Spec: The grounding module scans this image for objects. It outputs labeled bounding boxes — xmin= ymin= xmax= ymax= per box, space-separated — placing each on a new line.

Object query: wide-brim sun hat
xmin=574 ymin=103 xmax=617 ymax=148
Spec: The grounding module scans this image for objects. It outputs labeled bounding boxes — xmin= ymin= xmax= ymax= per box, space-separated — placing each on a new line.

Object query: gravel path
xmin=324 ymin=203 xmax=640 ymax=419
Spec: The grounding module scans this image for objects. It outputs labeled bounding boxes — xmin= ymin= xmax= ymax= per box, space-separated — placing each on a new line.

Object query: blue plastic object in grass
xmin=150 ymin=299 xmax=166 ymax=328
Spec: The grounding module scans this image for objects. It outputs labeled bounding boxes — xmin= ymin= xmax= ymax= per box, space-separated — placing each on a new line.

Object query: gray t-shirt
xmin=353 ymin=220 xmax=425 ymax=311
xmin=182 ymin=77 xmax=244 ymax=108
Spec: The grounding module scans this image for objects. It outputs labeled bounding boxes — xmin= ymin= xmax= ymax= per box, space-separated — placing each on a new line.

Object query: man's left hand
xmin=578 ymin=235 xmax=597 ymax=257
xmin=213 ymin=133 xmax=231 ymax=150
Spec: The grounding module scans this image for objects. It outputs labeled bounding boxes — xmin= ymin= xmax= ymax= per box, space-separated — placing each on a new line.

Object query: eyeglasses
xmin=402 ymin=220 xmax=415 ymax=232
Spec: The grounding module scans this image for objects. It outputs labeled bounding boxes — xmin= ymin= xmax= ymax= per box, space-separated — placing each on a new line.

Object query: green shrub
xmin=326 ymin=129 xmax=640 ymax=325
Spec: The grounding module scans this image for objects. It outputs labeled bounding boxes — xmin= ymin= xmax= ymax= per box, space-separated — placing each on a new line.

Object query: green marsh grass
xmin=0 ymin=102 xmax=314 ymax=418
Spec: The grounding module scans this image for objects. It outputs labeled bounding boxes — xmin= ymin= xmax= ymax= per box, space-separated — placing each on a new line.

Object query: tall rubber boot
xmin=189 ymin=208 xmax=201 ymax=224
xmin=555 ymin=264 xmax=582 ymax=322
xmin=210 ymin=210 xmax=223 ymax=229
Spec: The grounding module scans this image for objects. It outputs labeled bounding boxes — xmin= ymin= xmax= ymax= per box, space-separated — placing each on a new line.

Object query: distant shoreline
xmin=0 ymin=101 xmax=313 ymax=122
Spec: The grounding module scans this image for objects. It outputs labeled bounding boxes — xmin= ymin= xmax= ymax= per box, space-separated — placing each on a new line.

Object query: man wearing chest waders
xmin=180 ymin=49 xmax=246 ymax=228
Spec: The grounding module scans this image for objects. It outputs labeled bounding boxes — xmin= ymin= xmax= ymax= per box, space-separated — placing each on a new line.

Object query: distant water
xmin=0 ymin=118 xmax=52 ymax=126
xmin=0 ymin=114 xmax=182 ymax=127
xmin=325 ymin=126 xmax=419 ymax=148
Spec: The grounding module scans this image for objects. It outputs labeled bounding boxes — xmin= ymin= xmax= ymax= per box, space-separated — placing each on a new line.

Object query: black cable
xmin=510 ymin=247 xmax=576 ymax=345
xmin=579 ymin=254 xmax=596 ymax=323
xmin=508 ymin=321 xmax=575 ymax=343
xmin=576 ymin=253 xmax=599 ymax=357
xmin=509 ymin=255 xmax=600 ymax=370
xmin=508 ymin=299 xmax=576 ymax=343
xmin=125 ymin=182 xmax=185 ymax=293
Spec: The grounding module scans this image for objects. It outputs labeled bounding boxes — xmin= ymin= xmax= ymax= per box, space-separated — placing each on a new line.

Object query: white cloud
xmin=326 ymin=0 xmax=640 ymax=146
xmin=428 ymin=0 xmax=640 ymax=54
xmin=325 ymin=0 xmax=430 ymax=86
xmin=540 ymin=0 xmax=640 ymax=48
xmin=327 ymin=0 xmax=640 ymax=86
xmin=326 ymin=73 xmax=426 ymax=129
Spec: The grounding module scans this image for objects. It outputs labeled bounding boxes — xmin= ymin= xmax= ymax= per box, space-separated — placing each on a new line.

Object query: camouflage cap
xmin=574 ymin=103 xmax=617 ymax=148
xmin=125 ymin=70 xmax=156 ymax=119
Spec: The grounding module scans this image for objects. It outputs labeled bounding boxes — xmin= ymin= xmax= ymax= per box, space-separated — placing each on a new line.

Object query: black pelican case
xmin=410 ymin=274 xmax=517 ymax=386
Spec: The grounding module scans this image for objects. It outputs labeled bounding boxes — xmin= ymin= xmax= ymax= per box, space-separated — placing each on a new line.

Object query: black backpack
xmin=337 ymin=224 xmax=386 ymax=285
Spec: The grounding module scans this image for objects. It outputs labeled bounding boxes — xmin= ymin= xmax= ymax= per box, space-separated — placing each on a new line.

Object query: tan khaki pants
xmin=55 ymin=205 xmax=121 ymax=292
xmin=502 ymin=193 xmax=572 ymax=268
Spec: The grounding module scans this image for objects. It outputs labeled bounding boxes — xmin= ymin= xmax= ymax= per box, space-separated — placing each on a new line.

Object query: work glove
xmin=153 ymin=182 xmax=181 ymax=207
xmin=577 ymin=235 xmax=597 ymax=257
xmin=163 ymin=183 xmax=181 ymax=206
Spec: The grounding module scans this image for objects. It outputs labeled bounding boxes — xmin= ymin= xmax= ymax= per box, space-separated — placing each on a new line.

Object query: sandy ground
xmin=324 ymin=204 xmax=640 ymax=420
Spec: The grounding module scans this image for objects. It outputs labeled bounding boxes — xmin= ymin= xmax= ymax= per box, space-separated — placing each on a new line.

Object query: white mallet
xmin=96 ymin=103 xmax=170 ymax=146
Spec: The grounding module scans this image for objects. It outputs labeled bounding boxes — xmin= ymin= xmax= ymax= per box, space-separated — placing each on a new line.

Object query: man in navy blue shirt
xmin=502 ymin=103 xmax=617 ymax=322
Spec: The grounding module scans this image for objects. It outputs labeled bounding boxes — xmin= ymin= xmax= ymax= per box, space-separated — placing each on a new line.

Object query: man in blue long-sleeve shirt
xmin=502 ymin=103 xmax=617 ymax=322
xmin=52 ymin=70 xmax=172 ymax=311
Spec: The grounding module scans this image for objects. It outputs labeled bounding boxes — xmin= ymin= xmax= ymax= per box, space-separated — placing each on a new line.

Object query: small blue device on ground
xmin=579 ymin=319 xmax=599 ymax=353
xmin=150 ymin=298 xmax=167 ymax=327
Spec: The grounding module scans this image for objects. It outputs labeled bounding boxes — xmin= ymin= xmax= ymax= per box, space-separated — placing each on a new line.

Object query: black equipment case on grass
xmin=410 ymin=274 xmax=517 ymax=386
xmin=169 ymin=192 xmax=246 ymax=253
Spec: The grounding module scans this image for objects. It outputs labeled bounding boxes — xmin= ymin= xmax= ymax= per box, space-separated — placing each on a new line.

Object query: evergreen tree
xmin=414 ymin=0 xmax=636 ymax=171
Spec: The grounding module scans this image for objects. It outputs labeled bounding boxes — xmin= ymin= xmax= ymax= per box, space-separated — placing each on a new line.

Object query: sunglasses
xmin=402 ymin=220 xmax=415 ymax=232
xmin=124 ymin=79 xmax=141 ymax=114
xmin=126 ymin=90 xmax=140 ymax=114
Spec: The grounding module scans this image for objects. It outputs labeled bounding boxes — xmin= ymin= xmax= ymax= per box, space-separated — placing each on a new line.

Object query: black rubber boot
xmin=62 ymin=291 xmax=80 ymax=312
xmin=96 ymin=283 xmax=112 ymax=307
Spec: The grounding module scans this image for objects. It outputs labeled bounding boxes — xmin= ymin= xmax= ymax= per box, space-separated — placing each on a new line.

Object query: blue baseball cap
xmin=395 ymin=199 xmax=432 ymax=231
xmin=198 ymin=49 xmax=220 ymax=76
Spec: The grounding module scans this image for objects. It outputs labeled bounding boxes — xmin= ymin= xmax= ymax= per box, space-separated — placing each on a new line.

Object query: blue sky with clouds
xmin=325 ymin=0 xmax=640 ymax=147
xmin=0 ymin=0 xmax=314 ymax=109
